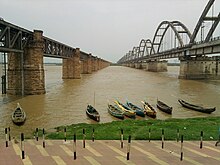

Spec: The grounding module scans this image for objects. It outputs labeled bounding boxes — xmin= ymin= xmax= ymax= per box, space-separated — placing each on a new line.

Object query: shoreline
xmin=1 ymin=116 xmax=220 ymax=143
xmin=44 ymin=116 xmax=220 ymax=141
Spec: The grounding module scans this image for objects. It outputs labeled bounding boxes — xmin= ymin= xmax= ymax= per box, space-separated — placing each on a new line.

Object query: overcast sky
xmin=1 ymin=0 xmax=220 ymax=63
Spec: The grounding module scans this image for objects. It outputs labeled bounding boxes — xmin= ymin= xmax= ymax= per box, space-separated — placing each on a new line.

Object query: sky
xmin=1 ymin=0 xmax=220 ymax=63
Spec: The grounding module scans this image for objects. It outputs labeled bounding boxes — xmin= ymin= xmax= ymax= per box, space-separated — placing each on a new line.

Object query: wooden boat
xmin=114 ymin=100 xmax=136 ymax=118
xmin=108 ymin=104 xmax=124 ymax=120
xmin=126 ymin=101 xmax=145 ymax=117
xmin=86 ymin=105 xmax=100 ymax=122
xmin=156 ymin=99 xmax=172 ymax=114
xmin=178 ymin=99 xmax=216 ymax=114
xmin=12 ymin=103 xmax=26 ymax=125
xmin=141 ymin=101 xmax=157 ymax=118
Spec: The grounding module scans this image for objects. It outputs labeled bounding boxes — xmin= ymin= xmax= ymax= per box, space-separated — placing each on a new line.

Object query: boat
xmin=12 ymin=103 xmax=26 ymax=125
xmin=107 ymin=104 xmax=124 ymax=120
xmin=178 ymin=99 xmax=216 ymax=114
xmin=141 ymin=101 xmax=157 ymax=118
xmin=126 ymin=101 xmax=145 ymax=117
xmin=156 ymin=99 xmax=172 ymax=114
xmin=86 ymin=104 xmax=100 ymax=122
xmin=114 ymin=100 xmax=136 ymax=118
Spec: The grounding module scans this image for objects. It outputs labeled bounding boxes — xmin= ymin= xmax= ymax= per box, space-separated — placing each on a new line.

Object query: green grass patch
xmin=45 ymin=117 xmax=220 ymax=141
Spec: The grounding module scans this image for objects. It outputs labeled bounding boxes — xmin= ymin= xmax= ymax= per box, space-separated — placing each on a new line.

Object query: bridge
xmin=0 ymin=19 xmax=110 ymax=95
xmin=117 ymin=0 xmax=220 ymax=80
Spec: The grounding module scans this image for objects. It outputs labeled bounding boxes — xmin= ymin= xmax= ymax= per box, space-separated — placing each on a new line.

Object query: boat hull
xmin=126 ymin=102 xmax=145 ymax=117
xmin=178 ymin=99 xmax=215 ymax=114
xmin=114 ymin=100 xmax=136 ymax=118
xmin=86 ymin=105 xmax=100 ymax=122
xmin=108 ymin=104 xmax=124 ymax=120
xmin=12 ymin=103 xmax=26 ymax=126
xmin=142 ymin=101 xmax=157 ymax=118
xmin=156 ymin=100 xmax=172 ymax=114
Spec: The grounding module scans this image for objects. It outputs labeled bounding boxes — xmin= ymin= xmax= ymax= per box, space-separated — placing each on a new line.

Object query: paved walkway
xmin=0 ymin=139 xmax=220 ymax=165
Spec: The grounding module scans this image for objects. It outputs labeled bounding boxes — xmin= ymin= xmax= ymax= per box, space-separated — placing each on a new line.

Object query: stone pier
xmin=147 ymin=60 xmax=168 ymax=72
xmin=179 ymin=56 xmax=220 ymax=79
xmin=141 ymin=63 xmax=148 ymax=70
xmin=7 ymin=52 xmax=23 ymax=95
xmin=62 ymin=48 xmax=81 ymax=79
xmin=92 ymin=57 xmax=98 ymax=71
xmin=135 ymin=63 xmax=142 ymax=69
xmin=130 ymin=63 xmax=135 ymax=68
xmin=82 ymin=54 xmax=92 ymax=74
xmin=7 ymin=30 xmax=45 ymax=95
xmin=101 ymin=59 xmax=110 ymax=69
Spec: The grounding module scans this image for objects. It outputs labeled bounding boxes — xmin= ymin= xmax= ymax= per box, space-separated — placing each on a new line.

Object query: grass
xmin=44 ymin=117 xmax=220 ymax=141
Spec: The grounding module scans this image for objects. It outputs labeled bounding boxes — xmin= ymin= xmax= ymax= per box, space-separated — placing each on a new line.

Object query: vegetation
xmin=44 ymin=117 xmax=220 ymax=141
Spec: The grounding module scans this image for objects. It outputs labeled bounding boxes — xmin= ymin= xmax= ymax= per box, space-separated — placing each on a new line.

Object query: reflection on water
xmin=0 ymin=65 xmax=220 ymax=139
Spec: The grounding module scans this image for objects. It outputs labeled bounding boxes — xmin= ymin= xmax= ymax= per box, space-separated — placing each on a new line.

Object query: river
xmin=0 ymin=65 xmax=219 ymax=140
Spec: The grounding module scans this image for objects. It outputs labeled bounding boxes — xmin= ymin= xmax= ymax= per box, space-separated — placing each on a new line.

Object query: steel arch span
xmin=117 ymin=0 xmax=220 ymax=64
xmin=190 ymin=0 xmax=220 ymax=43
xmin=132 ymin=46 xmax=139 ymax=60
xmin=150 ymin=20 xmax=192 ymax=55
xmin=138 ymin=39 xmax=155 ymax=58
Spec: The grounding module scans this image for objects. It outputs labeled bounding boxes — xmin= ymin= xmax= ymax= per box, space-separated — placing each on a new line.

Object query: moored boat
xmin=114 ymin=100 xmax=136 ymax=118
xmin=156 ymin=99 xmax=172 ymax=114
xmin=86 ymin=105 xmax=100 ymax=122
xmin=108 ymin=104 xmax=124 ymax=120
xmin=141 ymin=101 xmax=157 ymax=118
xmin=126 ymin=101 xmax=145 ymax=117
xmin=12 ymin=103 xmax=26 ymax=125
xmin=178 ymin=99 xmax=215 ymax=114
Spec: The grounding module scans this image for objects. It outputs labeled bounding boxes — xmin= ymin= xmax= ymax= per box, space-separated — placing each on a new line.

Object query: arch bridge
xmin=118 ymin=0 xmax=220 ymax=79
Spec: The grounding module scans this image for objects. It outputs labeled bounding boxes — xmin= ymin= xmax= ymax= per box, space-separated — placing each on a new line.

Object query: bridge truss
xmin=0 ymin=19 xmax=93 ymax=60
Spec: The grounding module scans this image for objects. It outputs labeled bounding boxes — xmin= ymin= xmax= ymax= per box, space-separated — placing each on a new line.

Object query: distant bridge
xmin=118 ymin=0 xmax=220 ymax=65
xmin=0 ymin=19 xmax=110 ymax=95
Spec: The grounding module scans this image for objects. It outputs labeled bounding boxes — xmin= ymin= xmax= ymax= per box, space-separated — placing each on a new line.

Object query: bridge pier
xmin=141 ymin=63 xmax=148 ymax=70
xmin=82 ymin=54 xmax=92 ymax=74
xmin=92 ymin=57 xmax=98 ymax=71
xmin=147 ymin=60 xmax=168 ymax=72
xmin=7 ymin=30 xmax=45 ymax=95
xmin=135 ymin=63 xmax=142 ymax=69
xmin=101 ymin=59 xmax=110 ymax=69
xmin=130 ymin=63 xmax=135 ymax=68
xmin=97 ymin=58 xmax=101 ymax=70
xmin=179 ymin=56 xmax=220 ymax=79
xmin=62 ymin=48 xmax=81 ymax=79
xmin=7 ymin=52 xmax=23 ymax=95
xmin=82 ymin=56 xmax=111 ymax=73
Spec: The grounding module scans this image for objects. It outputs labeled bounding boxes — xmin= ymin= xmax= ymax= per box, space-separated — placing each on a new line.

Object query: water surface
xmin=0 ymin=65 xmax=219 ymax=139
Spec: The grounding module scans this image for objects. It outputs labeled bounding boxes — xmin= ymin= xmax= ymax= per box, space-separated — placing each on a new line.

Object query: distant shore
xmin=110 ymin=63 xmax=180 ymax=66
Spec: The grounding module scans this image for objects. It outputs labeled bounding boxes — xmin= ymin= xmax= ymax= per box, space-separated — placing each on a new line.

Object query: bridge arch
xmin=150 ymin=20 xmax=192 ymax=54
xmin=190 ymin=0 xmax=220 ymax=43
xmin=132 ymin=46 xmax=139 ymax=60
xmin=137 ymin=39 xmax=155 ymax=58
xmin=128 ymin=50 xmax=132 ymax=61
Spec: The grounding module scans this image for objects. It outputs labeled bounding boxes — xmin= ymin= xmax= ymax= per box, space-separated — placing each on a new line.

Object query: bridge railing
xmin=194 ymin=36 xmax=220 ymax=45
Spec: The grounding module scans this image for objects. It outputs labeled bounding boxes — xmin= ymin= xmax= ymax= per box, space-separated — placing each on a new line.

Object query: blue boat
xmin=107 ymin=104 xmax=124 ymax=120
xmin=114 ymin=100 xmax=136 ymax=118
xmin=126 ymin=101 xmax=145 ymax=117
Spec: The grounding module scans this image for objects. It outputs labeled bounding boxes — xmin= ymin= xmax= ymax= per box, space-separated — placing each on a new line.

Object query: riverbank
xmin=45 ymin=117 xmax=220 ymax=141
